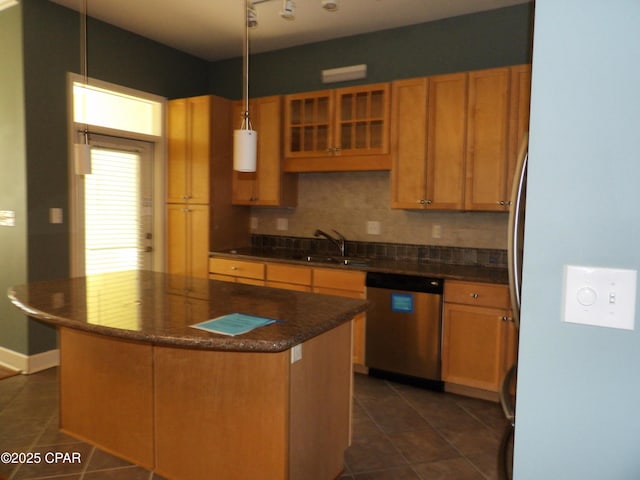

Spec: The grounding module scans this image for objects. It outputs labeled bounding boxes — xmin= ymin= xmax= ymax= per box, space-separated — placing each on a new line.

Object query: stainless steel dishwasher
xmin=365 ymin=271 xmax=444 ymax=390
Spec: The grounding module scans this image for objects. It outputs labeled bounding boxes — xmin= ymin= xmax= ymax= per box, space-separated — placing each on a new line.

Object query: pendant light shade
xmin=233 ymin=129 xmax=257 ymax=172
xmin=233 ymin=0 xmax=257 ymax=172
xmin=74 ymin=141 xmax=92 ymax=175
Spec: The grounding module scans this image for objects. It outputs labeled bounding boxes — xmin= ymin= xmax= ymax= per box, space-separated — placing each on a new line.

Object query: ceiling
xmin=49 ymin=0 xmax=530 ymax=61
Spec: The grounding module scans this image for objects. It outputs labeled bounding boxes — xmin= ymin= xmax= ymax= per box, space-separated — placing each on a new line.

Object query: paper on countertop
xmin=190 ymin=313 xmax=277 ymax=336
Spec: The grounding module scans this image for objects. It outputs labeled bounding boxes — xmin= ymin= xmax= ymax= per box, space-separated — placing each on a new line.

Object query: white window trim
xmin=67 ymin=73 xmax=167 ymax=277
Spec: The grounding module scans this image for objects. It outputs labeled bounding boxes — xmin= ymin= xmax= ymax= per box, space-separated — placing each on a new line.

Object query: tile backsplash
xmin=250 ymin=234 xmax=507 ymax=268
xmin=249 ymin=171 xmax=509 ymax=250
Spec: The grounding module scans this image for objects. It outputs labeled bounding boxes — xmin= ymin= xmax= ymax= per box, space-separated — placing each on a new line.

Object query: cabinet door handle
xmin=502 ymin=316 xmax=514 ymax=322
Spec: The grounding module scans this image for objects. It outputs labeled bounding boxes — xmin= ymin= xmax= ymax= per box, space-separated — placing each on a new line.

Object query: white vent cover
xmin=321 ymin=64 xmax=367 ymax=84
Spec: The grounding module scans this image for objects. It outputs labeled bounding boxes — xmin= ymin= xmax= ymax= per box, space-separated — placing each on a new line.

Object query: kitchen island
xmin=8 ymin=270 xmax=368 ymax=480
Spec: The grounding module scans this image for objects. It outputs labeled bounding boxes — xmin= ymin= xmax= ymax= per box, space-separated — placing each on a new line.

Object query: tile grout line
xmin=388 ymin=381 xmax=493 ymax=479
xmin=350 ymin=389 xmax=415 ymax=475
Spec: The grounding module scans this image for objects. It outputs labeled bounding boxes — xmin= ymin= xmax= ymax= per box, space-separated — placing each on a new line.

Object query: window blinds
xmin=84 ymin=148 xmax=142 ymax=275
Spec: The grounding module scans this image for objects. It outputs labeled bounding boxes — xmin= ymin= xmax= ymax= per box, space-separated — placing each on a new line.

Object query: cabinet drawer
xmin=444 ymin=280 xmax=510 ymax=308
xmin=266 ymin=263 xmax=312 ymax=286
xmin=208 ymin=258 xmax=265 ymax=280
xmin=313 ymin=286 xmax=365 ymax=300
xmin=313 ymin=268 xmax=365 ymax=293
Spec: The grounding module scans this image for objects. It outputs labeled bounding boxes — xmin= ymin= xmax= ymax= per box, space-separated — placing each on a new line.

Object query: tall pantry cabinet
xmin=166 ymin=95 xmax=248 ymax=288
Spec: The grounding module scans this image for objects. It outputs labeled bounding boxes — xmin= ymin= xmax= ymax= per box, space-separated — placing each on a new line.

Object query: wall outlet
xmin=367 ymin=221 xmax=381 ymax=235
xmin=290 ymin=344 xmax=302 ymax=363
xmin=276 ymin=218 xmax=288 ymax=231
xmin=432 ymin=224 xmax=442 ymax=239
xmin=250 ymin=216 xmax=258 ymax=230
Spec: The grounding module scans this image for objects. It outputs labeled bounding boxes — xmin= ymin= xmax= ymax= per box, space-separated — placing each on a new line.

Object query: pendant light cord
xmin=81 ymin=0 xmax=90 ymax=144
xmin=241 ymin=0 xmax=252 ymax=130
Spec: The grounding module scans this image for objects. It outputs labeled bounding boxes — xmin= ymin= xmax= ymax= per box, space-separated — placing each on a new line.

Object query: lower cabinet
xmin=266 ymin=263 xmax=312 ymax=292
xmin=60 ymin=323 xmax=352 ymax=480
xmin=208 ymin=257 xmax=266 ymax=286
xmin=442 ymin=280 xmax=516 ymax=393
xmin=209 ymin=258 xmax=367 ymax=368
xmin=208 ymin=258 xmax=517 ymax=390
xmin=312 ymin=268 xmax=367 ymax=368
xmin=166 ymin=204 xmax=210 ymax=298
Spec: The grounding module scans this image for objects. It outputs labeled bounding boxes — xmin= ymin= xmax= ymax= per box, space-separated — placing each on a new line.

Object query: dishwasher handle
xmin=366 ymin=272 xmax=443 ymax=294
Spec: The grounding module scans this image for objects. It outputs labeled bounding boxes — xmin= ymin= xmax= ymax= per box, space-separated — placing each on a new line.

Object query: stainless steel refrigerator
xmin=498 ymin=134 xmax=528 ymax=480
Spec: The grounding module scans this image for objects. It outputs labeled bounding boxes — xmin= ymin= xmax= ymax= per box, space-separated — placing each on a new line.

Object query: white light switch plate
xmin=49 ymin=208 xmax=63 ymax=224
xmin=563 ymin=265 xmax=637 ymax=330
xmin=0 ymin=210 xmax=16 ymax=227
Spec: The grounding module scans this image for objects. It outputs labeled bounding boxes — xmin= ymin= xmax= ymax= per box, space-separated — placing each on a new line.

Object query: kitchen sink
xmin=288 ymin=254 xmax=370 ymax=267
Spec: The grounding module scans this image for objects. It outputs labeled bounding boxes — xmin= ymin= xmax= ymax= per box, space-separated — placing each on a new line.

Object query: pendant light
xmin=74 ymin=0 xmax=92 ymax=175
xmin=233 ymin=0 xmax=257 ymax=172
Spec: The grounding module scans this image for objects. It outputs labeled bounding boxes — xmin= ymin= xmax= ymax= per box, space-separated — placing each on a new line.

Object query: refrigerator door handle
xmin=507 ymin=134 xmax=529 ymax=330
xmin=499 ymin=363 xmax=517 ymax=425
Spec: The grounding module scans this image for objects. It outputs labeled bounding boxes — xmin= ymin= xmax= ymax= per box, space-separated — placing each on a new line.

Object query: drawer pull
xmin=502 ymin=316 xmax=514 ymax=322
xmin=471 ymin=293 xmax=479 ymax=299
xmin=231 ymin=266 xmax=239 ymax=271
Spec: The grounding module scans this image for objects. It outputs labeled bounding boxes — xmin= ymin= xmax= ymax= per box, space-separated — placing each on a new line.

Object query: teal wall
xmin=0 ymin=0 xmax=209 ymax=355
xmin=515 ymin=1 xmax=640 ymax=478
xmin=0 ymin=5 xmax=28 ymax=354
xmin=209 ymin=3 xmax=533 ymax=99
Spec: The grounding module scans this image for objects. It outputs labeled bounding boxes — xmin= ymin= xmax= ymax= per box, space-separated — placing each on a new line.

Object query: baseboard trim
xmin=0 ymin=346 xmax=60 ymax=374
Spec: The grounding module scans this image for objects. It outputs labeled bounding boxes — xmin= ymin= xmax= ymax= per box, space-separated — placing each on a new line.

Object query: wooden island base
xmin=59 ymin=322 xmax=352 ymax=480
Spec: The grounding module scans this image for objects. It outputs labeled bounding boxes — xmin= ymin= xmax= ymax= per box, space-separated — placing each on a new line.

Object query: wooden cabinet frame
xmin=391 ymin=64 xmax=531 ymax=212
xmin=284 ymin=84 xmax=392 ymax=172
xmin=232 ymin=95 xmax=298 ymax=207
xmin=442 ymin=280 xmax=517 ymax=395
xmin=166 ymin=95 xmax=249 ymax=285
xmin=59 ymin=322 xmax=353 ymax=480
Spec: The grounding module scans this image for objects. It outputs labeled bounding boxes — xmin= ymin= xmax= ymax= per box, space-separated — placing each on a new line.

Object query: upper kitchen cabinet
xmin=465 ymin=65 xmax=531 ymax=211
xmin=391 ymin=73 xmax=467 ymax=210
xmin=464 ymin=67 xmax=511 ymax=211
xmin=283 ymin=83 xmax=392 ymax=172
xmin=391 ymin=65 xmax=531 ymax=212
xmin=166 ymin=95 xmax=249 ymax=288
xmin=231 ymin=96 xmax=297 ymax=207
xmin=167 ymin=95 xmax=212 ymax=205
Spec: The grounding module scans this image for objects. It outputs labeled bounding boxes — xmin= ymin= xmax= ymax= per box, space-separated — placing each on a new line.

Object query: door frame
xmin=67 ymin=73 xmax=166 ymax=277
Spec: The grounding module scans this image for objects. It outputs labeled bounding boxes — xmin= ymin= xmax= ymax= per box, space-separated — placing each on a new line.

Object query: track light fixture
xmin=251 ymin=0 xmax=337 ymax=24
xmin=280 ymin=0 xmax=295 ymax=20
xmin=321 ymin=0 xmax=338 ymax=12
xmin=247 ymin=4 xmax=258 ymax=28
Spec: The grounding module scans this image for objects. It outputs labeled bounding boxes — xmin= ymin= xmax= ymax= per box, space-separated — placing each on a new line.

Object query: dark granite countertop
xmin=211 ymin=247 xmax=509 ymax=285
xmin=7 ymin=270 xmax=368 ymax=353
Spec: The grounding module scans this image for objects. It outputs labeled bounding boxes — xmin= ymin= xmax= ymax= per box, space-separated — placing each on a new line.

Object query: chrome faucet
xmin=314 ymin=229 xmax=346 ymax=257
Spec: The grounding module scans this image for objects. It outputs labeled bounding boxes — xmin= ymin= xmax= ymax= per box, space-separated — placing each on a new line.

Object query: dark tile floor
xmin=0 ymin=368 xmax=506 ymax=480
